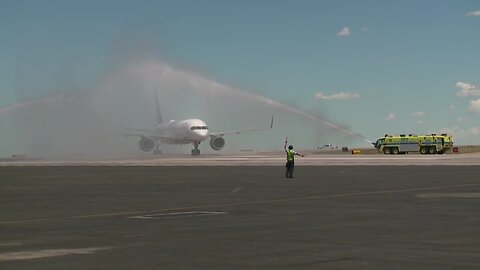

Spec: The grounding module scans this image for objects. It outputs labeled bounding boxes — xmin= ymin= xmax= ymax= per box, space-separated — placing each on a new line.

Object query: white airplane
xmin=123 ymin=91 xmax=273 ymax=156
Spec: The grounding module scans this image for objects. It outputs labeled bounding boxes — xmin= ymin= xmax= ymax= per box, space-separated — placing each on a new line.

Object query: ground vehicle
xmin=373 ymin=134 xmax=453 ymax=154
xmin=317 ymin=144 xmax=338 ymax=150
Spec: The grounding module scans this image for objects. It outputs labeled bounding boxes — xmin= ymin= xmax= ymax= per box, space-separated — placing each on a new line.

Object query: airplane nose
xmin=199 ymin=130 xmax=209 ymax=139
xmin=193 ymin=130 xmax=209 ymax=141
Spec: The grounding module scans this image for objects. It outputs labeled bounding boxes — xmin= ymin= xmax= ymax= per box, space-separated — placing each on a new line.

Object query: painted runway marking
xmin=0 ymin=218 xmax=52 ymax=225
xmin=230 ymin=187 xmax=242 ymax=194
xmin=2 ymin=182 xmax=480 ymax=224
xmin=0 ymin=247 xmax=111 ymax=261
xmin=415 ymin=192 xmax=480 ymax=198
xmin=0 ymin=242 xmax=23 ymax=247
xmin=129 ymin=211 xmax=227 ymax=219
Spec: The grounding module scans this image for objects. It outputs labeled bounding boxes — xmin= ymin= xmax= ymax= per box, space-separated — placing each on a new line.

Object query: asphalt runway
xmin=1 ymin=166 xmax=480 ymax=269
xmin=1 ymin=152 xmax=480 ymax=166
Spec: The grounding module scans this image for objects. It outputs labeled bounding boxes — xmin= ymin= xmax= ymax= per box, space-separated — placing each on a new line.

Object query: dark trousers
xmin=285 ymin=160 xmax=294 ymax=178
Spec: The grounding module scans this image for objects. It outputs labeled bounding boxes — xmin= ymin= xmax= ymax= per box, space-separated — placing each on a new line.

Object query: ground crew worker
xmin=284 ymin=137 xmax=304 ymax=178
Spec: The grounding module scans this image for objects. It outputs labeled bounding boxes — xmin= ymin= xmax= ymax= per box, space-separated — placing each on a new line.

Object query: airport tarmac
xmin=1 ymin=152 xmax=480 ymax=166
xmin=1 ymin=166 xmax=480 ymax=269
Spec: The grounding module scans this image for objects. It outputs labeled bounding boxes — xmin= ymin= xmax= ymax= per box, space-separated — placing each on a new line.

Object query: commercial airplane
xmin=123 ymin=91 xmax=273 ymax=156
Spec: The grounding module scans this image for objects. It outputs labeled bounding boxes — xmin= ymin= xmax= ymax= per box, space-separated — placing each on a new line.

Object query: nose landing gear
xmin=191 ymin=142 xmax=201 ymax=156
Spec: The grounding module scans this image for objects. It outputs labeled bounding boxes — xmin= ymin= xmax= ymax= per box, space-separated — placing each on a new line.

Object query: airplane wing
xmin=118 ymin=128 xmax=175 ymax=140
xmin=209 ymin=116 xmax=273 ymax=137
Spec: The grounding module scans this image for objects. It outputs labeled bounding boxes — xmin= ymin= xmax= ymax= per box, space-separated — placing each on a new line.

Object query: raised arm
xmin=284 ymin=137 xmax=288 ymax=153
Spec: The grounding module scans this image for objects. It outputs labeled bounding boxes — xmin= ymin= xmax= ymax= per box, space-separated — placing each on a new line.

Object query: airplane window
xmin=191 ymin=127 xmax=195 ymax=130
xmin=201 ymin=126 xmax=207 ymax=130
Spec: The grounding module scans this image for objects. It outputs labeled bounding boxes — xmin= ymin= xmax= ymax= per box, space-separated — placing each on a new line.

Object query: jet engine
xmin=139 ymin=137 xmax=155 ymax=152
xmin=209 ymin=136 xmax=225 ymax=150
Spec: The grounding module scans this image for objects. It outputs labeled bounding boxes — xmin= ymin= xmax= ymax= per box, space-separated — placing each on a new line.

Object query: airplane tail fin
xmin=155 ymin=89 xmax=163 ymax=125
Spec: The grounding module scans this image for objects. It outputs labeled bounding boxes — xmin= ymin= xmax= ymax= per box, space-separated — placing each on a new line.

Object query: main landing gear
xmin=191 ymin=142 xmax=200 ymax=156
xmin=153 ymin=139 xmax=162 ymax=155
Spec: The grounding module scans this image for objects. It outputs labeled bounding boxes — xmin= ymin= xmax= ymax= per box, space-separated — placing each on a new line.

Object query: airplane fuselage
xmin=154 ymin=119 xmax=209 ymax=144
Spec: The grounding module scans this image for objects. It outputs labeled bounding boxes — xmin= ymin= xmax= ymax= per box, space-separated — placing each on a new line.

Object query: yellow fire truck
xmin=373 ymin=134 xmax=453 ymax=154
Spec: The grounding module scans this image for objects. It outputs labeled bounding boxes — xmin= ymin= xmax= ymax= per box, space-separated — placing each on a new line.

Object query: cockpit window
xmin=191 ymin=126 xmax=208 ymax=130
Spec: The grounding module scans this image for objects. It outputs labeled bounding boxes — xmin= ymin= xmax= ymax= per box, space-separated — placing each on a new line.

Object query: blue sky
xmin=1 ymin=0 xmax=480 ymax=144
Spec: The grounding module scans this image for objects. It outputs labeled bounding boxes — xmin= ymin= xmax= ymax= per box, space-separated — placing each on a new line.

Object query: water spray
xmin=0 ymin=60 xmax=373 ymax=159
xmin=126 ymin=61 xmax=371 ymax=143
xmin=0 ymin=94 xmax=73 ymax=116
